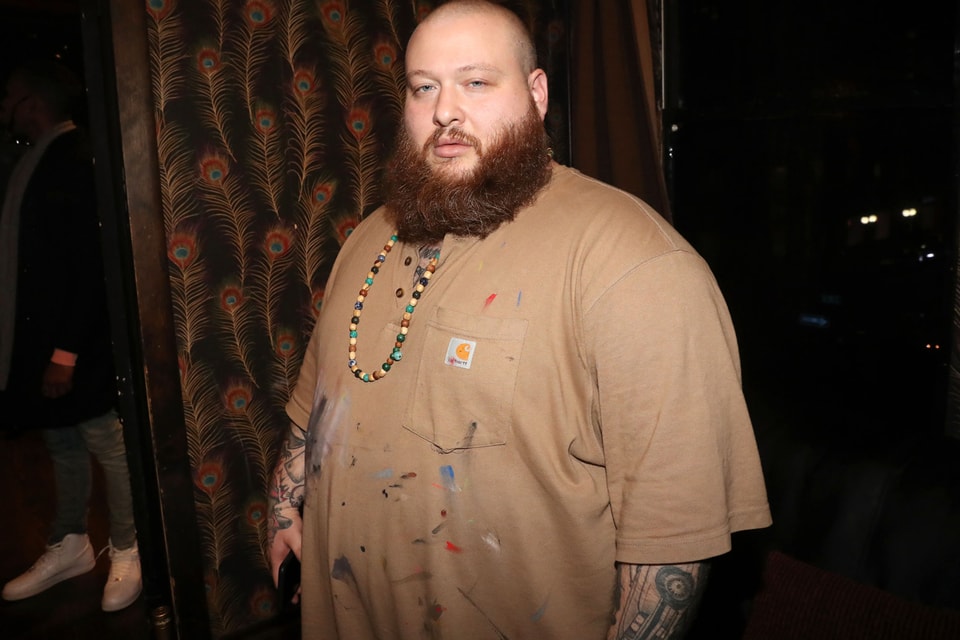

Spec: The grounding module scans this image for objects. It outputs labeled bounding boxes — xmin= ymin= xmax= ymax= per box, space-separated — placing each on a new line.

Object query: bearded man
xmin=268 ymin=2 xmax=771 ymax=638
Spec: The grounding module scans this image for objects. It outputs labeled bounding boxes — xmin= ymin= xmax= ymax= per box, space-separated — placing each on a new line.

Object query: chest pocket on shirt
xmin=402 ymin=307 xmax=527 ymax=452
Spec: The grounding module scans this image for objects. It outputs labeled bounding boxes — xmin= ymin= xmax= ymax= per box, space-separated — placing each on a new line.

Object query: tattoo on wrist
xmin=267 ymin=423 xmax=307 ymax=535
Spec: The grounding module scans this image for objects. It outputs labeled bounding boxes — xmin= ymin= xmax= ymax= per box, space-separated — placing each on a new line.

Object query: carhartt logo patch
xmin=446 ymin=338 xmax=476 ymax=369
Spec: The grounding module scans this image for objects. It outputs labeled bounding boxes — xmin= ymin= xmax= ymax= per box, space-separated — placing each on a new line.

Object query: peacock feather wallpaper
xmin=143 ymin=0 xmax=568 ymax=634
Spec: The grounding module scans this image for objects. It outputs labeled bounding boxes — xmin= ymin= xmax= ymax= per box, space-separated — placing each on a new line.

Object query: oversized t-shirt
xmin=286 ymin=164 xmax=771 ymax=639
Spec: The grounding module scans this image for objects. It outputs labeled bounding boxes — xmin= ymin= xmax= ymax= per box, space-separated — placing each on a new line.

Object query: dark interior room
xmin=0 ymin=1 xmax=958 ymax=639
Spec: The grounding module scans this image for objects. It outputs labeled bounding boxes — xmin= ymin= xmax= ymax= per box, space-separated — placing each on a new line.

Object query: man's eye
xmin=467 ymin=80 xmax=486 ymax=88
xmin=413 ymin=84 xmax=434 ymax=94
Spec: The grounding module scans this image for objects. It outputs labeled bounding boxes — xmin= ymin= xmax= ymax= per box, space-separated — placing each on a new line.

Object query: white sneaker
xmin=101 ymin=540 xmax=142 ymax=612
xmin=2 ymin=533 xmax=96 ymax=600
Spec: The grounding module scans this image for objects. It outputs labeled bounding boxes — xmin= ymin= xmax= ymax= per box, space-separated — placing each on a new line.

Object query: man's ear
xmin=528 ymin=68 xmax=548 ymax=120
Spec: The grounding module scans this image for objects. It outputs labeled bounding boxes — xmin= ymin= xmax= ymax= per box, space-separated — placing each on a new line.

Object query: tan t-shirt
xmin=287 ymin=164 xmax=771 ymax=639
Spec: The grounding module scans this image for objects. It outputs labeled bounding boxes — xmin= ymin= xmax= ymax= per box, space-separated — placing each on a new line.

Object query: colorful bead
xmin=348 ymin=234 xmax=438 ymax=383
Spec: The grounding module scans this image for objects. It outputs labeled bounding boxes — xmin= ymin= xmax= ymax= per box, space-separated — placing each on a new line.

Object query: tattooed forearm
xmin=607 ymin=562 xmax=709 ymax=640
xmin=268 ymin=421 xmax=307 ymax=534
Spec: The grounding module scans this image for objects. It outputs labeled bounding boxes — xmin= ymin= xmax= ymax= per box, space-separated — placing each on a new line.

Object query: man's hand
xmin=269 ymin=506 xmax=303 ymax=598
xmin=607 ymin=561 xmax=709 ymax=640
xmin=42 ymin=362 xmax=74 ymax=398
xmin=268 ymin=420 xmax=307 ymax=603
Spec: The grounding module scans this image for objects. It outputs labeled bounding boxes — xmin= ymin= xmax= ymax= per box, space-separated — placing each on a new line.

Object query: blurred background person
xmin=0 ymin=59 xmax=141 ymax=612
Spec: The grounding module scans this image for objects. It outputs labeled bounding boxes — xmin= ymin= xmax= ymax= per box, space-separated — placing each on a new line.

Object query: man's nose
xmin=432 ymin=87 xmax=462 ymax=128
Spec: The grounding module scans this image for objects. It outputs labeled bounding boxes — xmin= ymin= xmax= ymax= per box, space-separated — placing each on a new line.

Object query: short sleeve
xmin=586 ymin=249 xmax=771 ymax=565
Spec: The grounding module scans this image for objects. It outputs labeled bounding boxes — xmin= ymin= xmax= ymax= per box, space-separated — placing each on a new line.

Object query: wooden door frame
xmin=81 ymin=1 xmax=210 ymax=636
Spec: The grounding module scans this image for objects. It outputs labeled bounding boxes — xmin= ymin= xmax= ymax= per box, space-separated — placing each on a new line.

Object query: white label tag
xmin=445 ymin=338 xmax=476 ymax=369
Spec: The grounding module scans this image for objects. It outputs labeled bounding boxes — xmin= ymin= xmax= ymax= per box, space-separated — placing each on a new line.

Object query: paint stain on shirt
xmin=331 ymin=554 xmax=359 ymax=593
xmin=428 ymin=600 xmax=446 ymax=621
xmin=439 ymin=465 xmax=458 ymax=492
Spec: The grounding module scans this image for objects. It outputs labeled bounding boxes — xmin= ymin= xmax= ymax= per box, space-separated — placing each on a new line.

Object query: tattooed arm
xmin=606 ymin=562 xmax=709 ymax=640
xmin=268 ymin=420 xmax=308 ymax=588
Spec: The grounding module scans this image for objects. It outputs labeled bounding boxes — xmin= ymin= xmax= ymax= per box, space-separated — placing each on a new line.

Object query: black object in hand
xmin=277 ymin=550 xmax=301 ymax=609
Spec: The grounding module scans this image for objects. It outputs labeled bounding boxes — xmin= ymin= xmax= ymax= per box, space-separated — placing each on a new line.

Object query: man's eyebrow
xmin=406 ymin=64 xmax=503 ymax=80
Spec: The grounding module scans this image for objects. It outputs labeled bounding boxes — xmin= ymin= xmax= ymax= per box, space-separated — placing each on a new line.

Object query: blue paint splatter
xmin=531 ymin=596 xmax=549 ymax=622
xmin=440 ymin=465 xmax=457 ymax=491
xmin=373 ymin=468 xmax=393 ymax=479
xmin=516 ymin=290 xmax=522 ymax=307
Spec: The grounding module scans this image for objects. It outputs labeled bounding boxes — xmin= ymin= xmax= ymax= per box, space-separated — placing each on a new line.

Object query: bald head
xmin=414 ymin=1 xmax=538 ymax=74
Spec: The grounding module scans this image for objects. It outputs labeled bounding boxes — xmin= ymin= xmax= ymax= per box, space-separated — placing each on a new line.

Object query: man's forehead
xmin=405 ymin=23 xmax=522 ymax=78
xmin=406 ymin=62 xmax=503 ymax=80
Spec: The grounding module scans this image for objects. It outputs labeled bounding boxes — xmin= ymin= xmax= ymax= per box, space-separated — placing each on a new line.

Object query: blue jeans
xmin=41 ymin=409 xmax=137 ymax=549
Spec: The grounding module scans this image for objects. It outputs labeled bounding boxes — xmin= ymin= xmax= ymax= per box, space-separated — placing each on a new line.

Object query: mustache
xmin=427 ymin=127 xmax=482 ymax=152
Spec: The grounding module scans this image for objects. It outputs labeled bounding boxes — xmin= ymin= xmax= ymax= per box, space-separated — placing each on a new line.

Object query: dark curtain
xmin=569 ymin=0 xmax=670 ymax=221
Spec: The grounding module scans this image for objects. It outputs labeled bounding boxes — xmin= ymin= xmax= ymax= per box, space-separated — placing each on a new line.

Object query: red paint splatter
xmin=483 ymin=293 xmax=497 ymax=310
xmin=445 ymin=541 xmax=462 ymax=553
xmin=440 ymin=509 xmax=447 ymax=517
xmin=428 ymin=600 xmax=446 ymax=621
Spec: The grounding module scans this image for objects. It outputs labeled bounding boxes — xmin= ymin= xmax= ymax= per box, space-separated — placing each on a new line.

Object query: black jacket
xmin=0 ymin=127 xmax=115 ymax=429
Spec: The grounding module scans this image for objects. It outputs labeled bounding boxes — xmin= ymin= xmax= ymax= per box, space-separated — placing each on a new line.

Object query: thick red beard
xmin=383 ymin=104 xmax=552 ymax=244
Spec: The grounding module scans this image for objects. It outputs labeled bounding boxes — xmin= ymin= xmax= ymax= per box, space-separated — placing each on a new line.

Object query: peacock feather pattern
xmin=341 ymin=102 xmax=381 ymax=223
xmin=179 ymin=355 xmax=222 ymax=472
xmin=317 ymin=0 xmax=382 ymax=220
xmin=235 ymin=0 xmax=277 ymax=122
xmin=194 ymin=43 xmax=238 ymax=161
xmin=214 ymin=281 xmax=262 ymax=385
xmin=299 ymin=176 xmax=337 ymax=333
xmin=242 ymin=493 xmax=271 ymax=572
xmin=168 ymin=227 xmax=212 ymax=355
xmin=270 ymin=326 xmax=300 ymax=404
xmin=281 ymin=0 xmax=326 ymax=195
xmin=145 ymin=0 xmax=566 ymax=635
xmin=222 ymin=379 xmax=276 ymax=492
xmin=247 ymin=102 xmax=286 ymax=218
xmin=279 ymin=0 xmax=330 ymax=351
xmin=146 ymin=0 xmax=187 ymax=123
xmin=249 ymin=224 xmax=297 ymax=376
xmin=373 ymin=0 xmax=405 ymax=116
xmin=193 ymin=454 xmax=239 ymax=574
xmin=196 ymin=151 xmax=258 ymax=284
xmin=156 ymin=122 xmax=201 ymax=236
xmin=317 ymin=1 xmax=376 ymax=111
xmin=413 ymin=0 xmax=432 ymax=23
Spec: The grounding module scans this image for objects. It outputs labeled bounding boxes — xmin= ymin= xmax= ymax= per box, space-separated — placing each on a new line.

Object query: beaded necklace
xmin=348 ymin=234 xmax=439 ymax=382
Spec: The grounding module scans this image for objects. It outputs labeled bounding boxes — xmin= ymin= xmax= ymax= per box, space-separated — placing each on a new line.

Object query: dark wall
xmin=665 ymin=1 xmax=958 ymax=437
xmin=666 ymin=8 xmax=960 ymax=637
